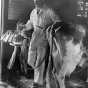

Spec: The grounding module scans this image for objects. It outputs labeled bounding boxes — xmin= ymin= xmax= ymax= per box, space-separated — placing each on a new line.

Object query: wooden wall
xmin=8 ymin=0 xmax=34 ymax=21
xmin=8 ymin=0 xmax=88 ymax=25
xmin=7 ymin=0 xmax=34 ymax=30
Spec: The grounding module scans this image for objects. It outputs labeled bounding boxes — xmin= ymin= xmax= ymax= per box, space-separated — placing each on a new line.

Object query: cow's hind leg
xmin=57 ymin=63 xmax=67 ymax=88
xmin=58 ymin=74 xmax=65 ymax=88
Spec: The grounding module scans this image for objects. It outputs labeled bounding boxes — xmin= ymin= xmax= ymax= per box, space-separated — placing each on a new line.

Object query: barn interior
xmin=1 ymin=0 xmax=88 ymax=88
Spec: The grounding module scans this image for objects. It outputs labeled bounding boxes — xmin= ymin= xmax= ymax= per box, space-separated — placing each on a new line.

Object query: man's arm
xmin=25 ymin=20 xmax=33 ymax=30
xmin=21 ymin=20 xmax=33 ymax=38
xmin=21 ymin=9 xmax=36 ymax=38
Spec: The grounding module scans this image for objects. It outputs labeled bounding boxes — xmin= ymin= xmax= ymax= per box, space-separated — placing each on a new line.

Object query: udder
xmin=63 ymin=39 xmax=83 ymax=75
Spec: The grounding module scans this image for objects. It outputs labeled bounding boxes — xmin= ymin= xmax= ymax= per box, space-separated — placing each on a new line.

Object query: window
xmin=77 ymin=0 xmax=88 ymax=18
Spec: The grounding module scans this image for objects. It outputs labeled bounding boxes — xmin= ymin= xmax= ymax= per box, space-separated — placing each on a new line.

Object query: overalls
xmin=27 ymin=6 xmax=60 ymax=86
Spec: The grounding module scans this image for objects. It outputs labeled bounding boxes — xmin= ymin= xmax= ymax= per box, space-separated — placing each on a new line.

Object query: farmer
xmin=21 ymin=0 xmax=61 ymax=87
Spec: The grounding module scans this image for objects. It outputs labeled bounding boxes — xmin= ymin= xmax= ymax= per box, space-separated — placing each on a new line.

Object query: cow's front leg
xmin=57 ymin=64 xmax=66 ymax=88
xmin=86 ymin=67 xmax=88 ymax=82
xmin=57 ymin=72 xmax=65 ymax=88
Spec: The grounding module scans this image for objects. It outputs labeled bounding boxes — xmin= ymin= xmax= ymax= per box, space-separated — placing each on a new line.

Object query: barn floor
xmin=4 ymin=78 xmax=88 ymax=88
xmin=3 ymin=72 xmax=88 ymax=88
xmin=2 ymin=66 xmax=88 ymax=88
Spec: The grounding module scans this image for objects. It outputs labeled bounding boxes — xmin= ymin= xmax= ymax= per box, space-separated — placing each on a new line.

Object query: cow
xmin=46 ymin=22 xmax=88 ymax=88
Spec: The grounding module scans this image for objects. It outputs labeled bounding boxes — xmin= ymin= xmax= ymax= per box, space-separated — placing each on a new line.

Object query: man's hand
xmin=12 ymin=34 xmax=24 ymax=46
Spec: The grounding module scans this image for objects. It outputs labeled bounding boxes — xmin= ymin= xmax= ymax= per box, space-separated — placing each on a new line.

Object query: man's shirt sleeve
xmin=25 ymin=9 xmax=36 ymax=30
xmin=21 ymin=9 xmax=35 ymax=38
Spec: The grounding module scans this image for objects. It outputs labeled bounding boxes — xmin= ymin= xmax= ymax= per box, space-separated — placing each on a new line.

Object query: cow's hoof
xmin=31 ymin=82 xmax=45 ymax=88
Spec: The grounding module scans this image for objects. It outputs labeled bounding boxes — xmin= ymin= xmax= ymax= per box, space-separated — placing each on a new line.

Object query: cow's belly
xmin=63 ymin=39 xmax=83 ymax=74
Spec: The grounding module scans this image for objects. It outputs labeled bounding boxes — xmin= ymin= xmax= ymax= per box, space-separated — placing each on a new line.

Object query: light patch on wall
xmin=0 ymin=0 xmax=1 ymax=35
xmin=77 ymin=0 xmax=88 ymax=18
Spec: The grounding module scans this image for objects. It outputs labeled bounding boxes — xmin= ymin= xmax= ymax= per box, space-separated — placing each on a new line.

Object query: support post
xmin=0 ymin=0 xmax=8 ymax=87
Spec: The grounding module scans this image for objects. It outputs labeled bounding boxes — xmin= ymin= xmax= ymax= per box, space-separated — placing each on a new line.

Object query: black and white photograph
xmin=0 ymin=0 xmax=88 ymax=88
